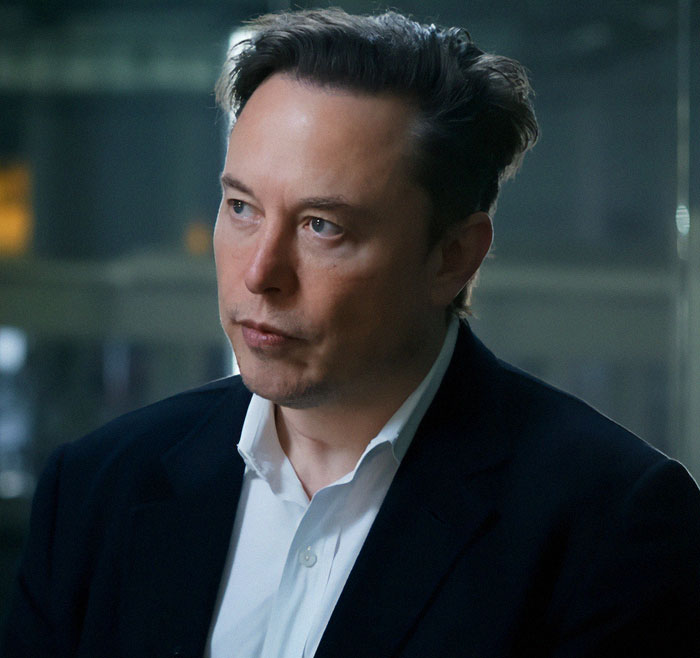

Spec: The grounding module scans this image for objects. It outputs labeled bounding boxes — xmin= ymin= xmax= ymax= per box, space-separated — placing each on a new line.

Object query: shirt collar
xmin=237 ymin=316 xmax=459 ymax=482
xmin=387 ymin=315 xmax=458 ymax=461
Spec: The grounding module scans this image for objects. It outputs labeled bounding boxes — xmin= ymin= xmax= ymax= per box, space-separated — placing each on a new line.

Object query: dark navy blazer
xmin=3 ymin=323 xmax=700 ymax=657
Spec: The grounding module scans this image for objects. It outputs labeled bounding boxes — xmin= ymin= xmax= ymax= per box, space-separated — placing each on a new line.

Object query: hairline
xmin=227 ymin=71 xmax=456 ymax=247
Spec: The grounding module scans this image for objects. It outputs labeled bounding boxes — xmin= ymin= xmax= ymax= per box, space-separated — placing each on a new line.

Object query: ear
xmin=429 ymin=211 xmax=493 ymax=307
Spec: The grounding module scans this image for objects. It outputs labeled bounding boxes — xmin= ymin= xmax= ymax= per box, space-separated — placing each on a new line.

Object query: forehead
xmin=226 ymin=74 xmax=421 ymax=203
xmin=234 ymin=73 xmax=417 ymax=145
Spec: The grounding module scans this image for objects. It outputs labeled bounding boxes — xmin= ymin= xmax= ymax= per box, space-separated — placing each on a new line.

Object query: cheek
xmin=307 ymin=262 xmax=404 ymax=333
xmin=214 ymin=223 xmax=245 ymax=290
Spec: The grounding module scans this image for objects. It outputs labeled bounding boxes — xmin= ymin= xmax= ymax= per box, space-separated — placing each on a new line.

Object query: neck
xmin=276 ymin=320 xmax=450 ymax=498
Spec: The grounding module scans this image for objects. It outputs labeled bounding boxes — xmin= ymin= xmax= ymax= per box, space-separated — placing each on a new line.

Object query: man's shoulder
xmin=494 ymin=357 xmax=663 ymax=470
xmin=451 ymin=325 xmax=672 ymax=484
xmin=485 ymin=357 xmax=697 ymax=529
xmin=54 ymin=375 xmax=251 ymax=488
xmin=443 ymin=329 xmax=700 ymax=550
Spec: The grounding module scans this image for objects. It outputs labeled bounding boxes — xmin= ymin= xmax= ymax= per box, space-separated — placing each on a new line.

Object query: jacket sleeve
xmin=1 ymin=447 xmax=67 ymax=658
xmin=551 ymin=458 xmax=700 ymax=658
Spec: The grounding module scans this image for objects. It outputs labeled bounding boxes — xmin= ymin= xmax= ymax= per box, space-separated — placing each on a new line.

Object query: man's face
xmin=214 ymin=74 xmax=448 ymax=409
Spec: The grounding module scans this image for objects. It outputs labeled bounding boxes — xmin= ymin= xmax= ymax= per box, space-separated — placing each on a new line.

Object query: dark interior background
xmin=1 ymin=0 xmax=699 ymax=624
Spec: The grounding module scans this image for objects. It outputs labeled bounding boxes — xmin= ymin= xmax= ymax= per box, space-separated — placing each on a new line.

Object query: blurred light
xmin=0 ymin=326 xmax=28 ymax=374
xmin=0 ymin=163 xmax=33 ymax=256
xmin=676 ymin=204 xmax=690 ymax=236
xmin=184 ymin=220 xmax=212 ymax=256
xmin=102 ymin=340 xmax=131 ymax=398
xmin=230 ymin=344 xmax=239 ymax=376
xmin=0 ymin=469 xmax=34 ymax=498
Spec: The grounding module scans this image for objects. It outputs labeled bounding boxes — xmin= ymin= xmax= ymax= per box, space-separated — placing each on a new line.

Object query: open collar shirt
xmin=206 ymin=317 xmax=459 ymax=658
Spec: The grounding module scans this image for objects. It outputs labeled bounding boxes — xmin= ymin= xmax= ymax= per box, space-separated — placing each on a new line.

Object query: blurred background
xmin=0 ymin=0 xmax=699 ymax=623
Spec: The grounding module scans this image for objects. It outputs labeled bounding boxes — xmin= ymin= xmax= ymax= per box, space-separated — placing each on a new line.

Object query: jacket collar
xmin=119 ymin=379 xmax=251 ymax=658
xmin=316 ymin=320 xmax=514 ymax=657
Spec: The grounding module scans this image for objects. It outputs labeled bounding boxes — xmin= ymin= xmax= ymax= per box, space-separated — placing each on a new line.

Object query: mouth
xmin=238 ymin=320 xmax=297 ymax=349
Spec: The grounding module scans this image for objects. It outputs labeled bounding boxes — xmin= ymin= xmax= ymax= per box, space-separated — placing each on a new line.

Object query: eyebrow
xmin=220 ymin=174 xmax=253 ymax=196
xmin=220 ymin=173 xmax=356 ymax=212
xmin=300 ymin=195 xmax=353 ymax=211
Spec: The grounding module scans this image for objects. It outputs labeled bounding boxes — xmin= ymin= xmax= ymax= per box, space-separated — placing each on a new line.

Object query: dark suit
xmin=3 ymin=323 xmax=700 ymax=657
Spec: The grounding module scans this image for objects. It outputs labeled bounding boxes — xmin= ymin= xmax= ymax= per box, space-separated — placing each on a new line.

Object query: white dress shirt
xmin=206 ymin=318 xmax=458 ymax=658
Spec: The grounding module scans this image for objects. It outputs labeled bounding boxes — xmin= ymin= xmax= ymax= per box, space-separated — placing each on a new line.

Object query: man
xmin=3 ymin=8 xmax=700 ymax=658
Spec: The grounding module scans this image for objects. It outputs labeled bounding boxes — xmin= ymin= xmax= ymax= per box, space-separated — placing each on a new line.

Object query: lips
xmin=239 ymin=320 xmax=296 ymax=349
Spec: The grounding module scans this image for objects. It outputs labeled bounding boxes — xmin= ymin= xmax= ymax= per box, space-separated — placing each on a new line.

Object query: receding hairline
xmin=227 ymin=70 xmax=422 ymax=129
xmin=228 ymin=72 xmax=435 ymax=225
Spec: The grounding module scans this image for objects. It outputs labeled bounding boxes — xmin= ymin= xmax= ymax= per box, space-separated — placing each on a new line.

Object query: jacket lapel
xmin=316 ymin=323 xmax=513 ymax=658
xmin=119 ymin=380 xmax=251 ymax=658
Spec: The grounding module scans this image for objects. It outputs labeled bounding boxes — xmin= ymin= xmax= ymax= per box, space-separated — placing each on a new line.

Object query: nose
xmin=243 ymin=221 xmax=297 ymax=295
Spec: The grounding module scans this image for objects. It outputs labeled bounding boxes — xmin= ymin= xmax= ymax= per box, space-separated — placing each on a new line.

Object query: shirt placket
xmin=261 ymin=489 xmax=340 ymax=658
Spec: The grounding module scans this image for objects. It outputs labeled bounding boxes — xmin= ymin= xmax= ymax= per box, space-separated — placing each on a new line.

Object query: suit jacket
xmin=3 ymin=323 xmax=700 ymax=657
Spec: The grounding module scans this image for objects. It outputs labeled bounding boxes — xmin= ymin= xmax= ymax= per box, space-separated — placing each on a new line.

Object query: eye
xmin=309 ymin=217 xmax=343 ymax=238
xmin=228 ymin=199 xmax=256 ymax=221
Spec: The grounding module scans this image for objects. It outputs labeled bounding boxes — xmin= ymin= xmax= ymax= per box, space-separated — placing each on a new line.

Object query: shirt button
xmin=298 ymin=546 xmax=317 ymax=567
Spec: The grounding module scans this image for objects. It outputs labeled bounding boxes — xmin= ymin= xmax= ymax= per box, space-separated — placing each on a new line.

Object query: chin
xmin=238 ymin=367 xmax=331 ymax=409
